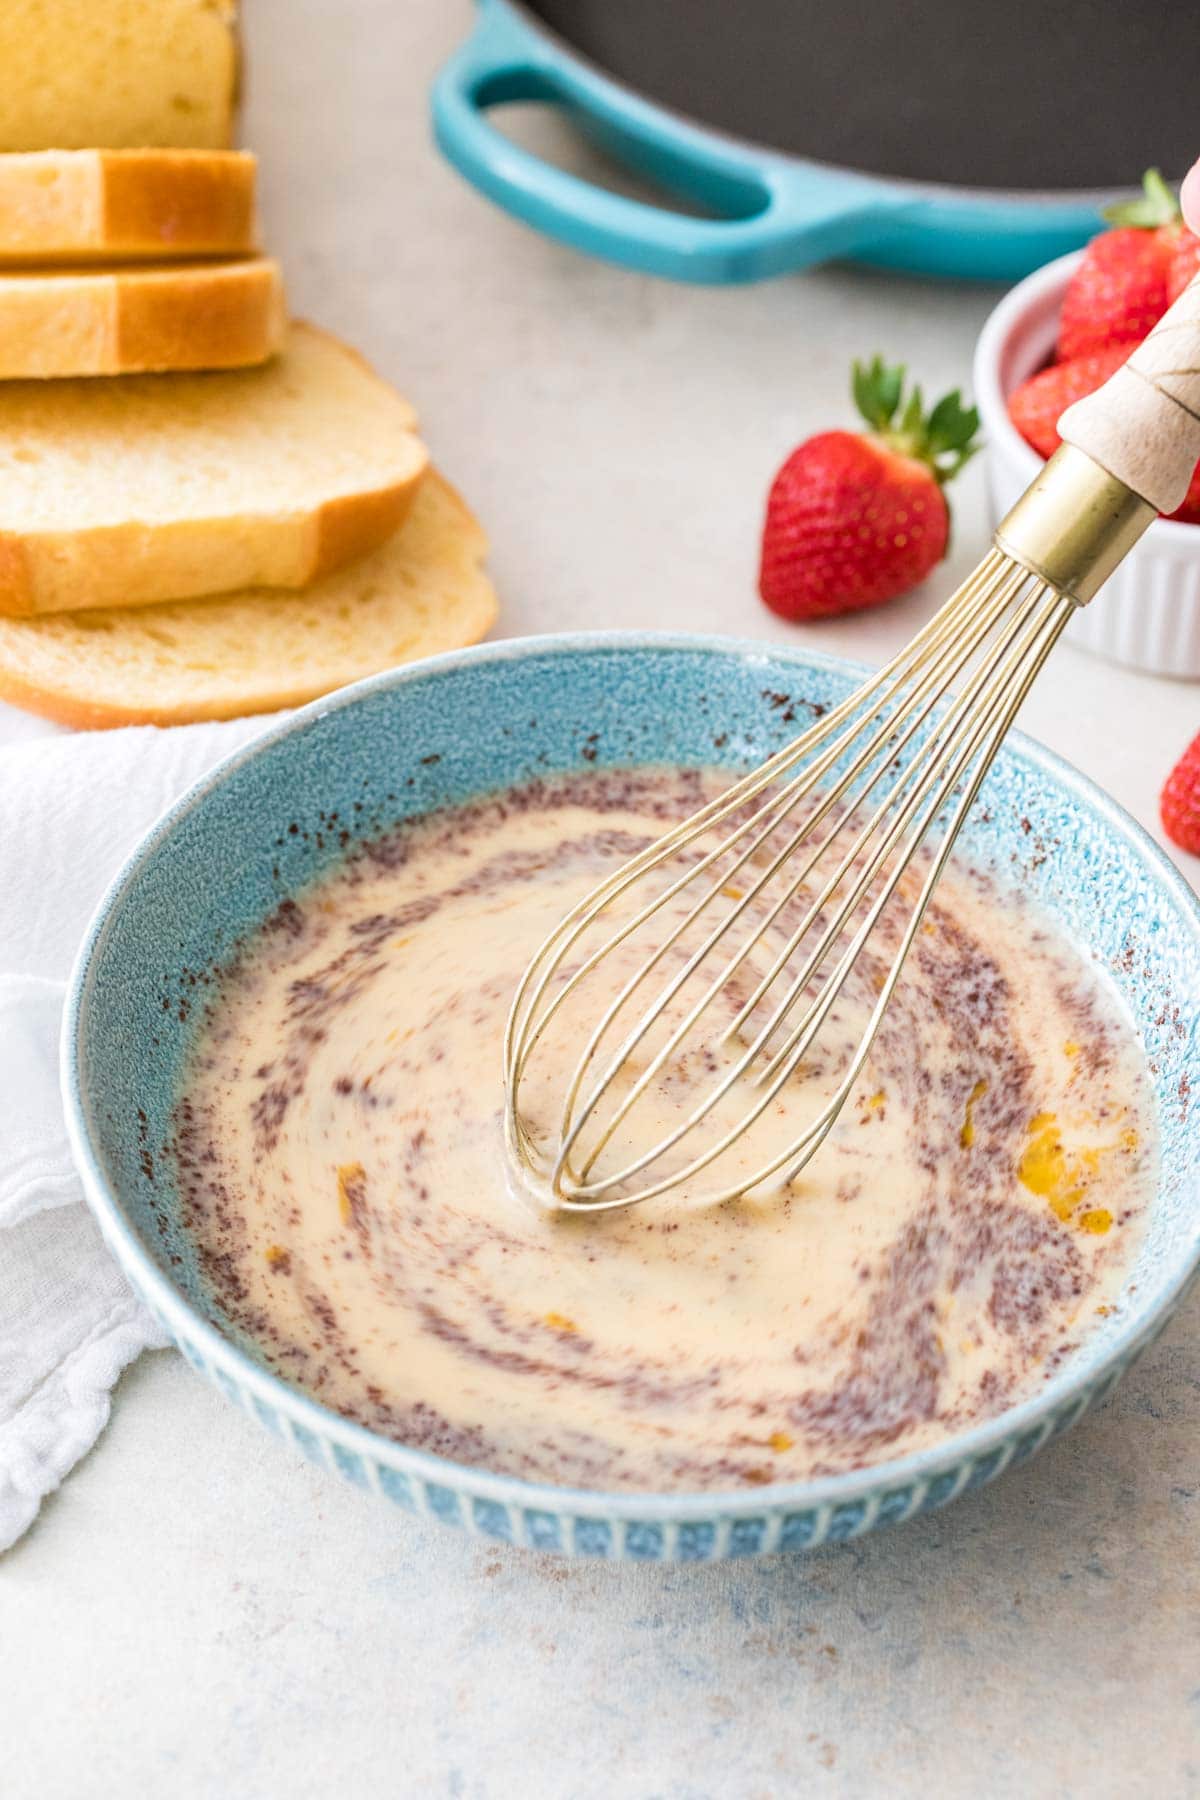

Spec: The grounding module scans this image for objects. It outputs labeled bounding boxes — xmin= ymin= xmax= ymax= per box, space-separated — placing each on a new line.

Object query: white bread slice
xmin=0 ymin=322 xmax=429 ymax=615
xmin=0 ymin=470 xmax=496 ymax=729
xmin=0 ymin=150 xmax=259 ymax=264
xmin=0 ymin=257 xmax=285 ymax=379
xmin=0 ymin=1 xmax=238 ymax=152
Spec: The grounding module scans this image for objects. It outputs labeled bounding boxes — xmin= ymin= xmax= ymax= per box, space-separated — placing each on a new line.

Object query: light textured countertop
xmin=6 ymin=4 xmax=1200 ymax=1796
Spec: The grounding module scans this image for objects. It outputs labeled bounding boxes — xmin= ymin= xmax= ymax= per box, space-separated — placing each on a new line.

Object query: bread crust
xmin=0 ymin=150 xmax=259 ymax=264
xmin=310 ymin=482 xmax=421 ymax=585
xmin=0 ymin=472 xmax=497 ymax=728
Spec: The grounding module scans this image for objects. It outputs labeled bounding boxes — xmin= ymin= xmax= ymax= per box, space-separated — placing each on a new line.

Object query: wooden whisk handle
xmin=1058 ymin=273 xmax=1200 ymax=515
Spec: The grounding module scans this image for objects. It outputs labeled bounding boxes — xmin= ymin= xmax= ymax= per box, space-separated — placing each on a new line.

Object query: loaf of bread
xmin=0 ymin=471 xmax=496 ymax=728
xmin=0 ymin=150 xmax=259 ymax=264
xmin=0 ymin=257 xmax=285 ymax=379
xmin=0 ymin=1 xmax=239 ymax=151
xmin=0 ymin=322 xmax=429 ymax=615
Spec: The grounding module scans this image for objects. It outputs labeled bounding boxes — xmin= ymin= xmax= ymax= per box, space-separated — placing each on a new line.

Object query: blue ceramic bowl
xmin=63 ymin=633 xmax=1200 ymax=1560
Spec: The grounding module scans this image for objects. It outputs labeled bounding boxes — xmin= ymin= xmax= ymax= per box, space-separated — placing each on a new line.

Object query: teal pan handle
xmin=432 ymin=0 xmax=1107 ymax=284
xmin=432 ymin=0 xmax=905 ymax=283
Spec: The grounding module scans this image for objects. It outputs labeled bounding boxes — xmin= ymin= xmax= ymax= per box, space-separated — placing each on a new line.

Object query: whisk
xmin=505 ymin=278 xmax=1200 ymax=1213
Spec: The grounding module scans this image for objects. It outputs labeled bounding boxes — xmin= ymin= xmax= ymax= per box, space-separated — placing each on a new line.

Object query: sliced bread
xmin=0 ymin=471 xmax=497 ymax=728
xmin=0 ymin=257 xmax=285 ymax=379
xmin=0 ymin=150 xmax=259 ymax=264
xmin=0 ymin=322 xmax=429 ymax=615
xmin=0 ymin=0 xmax=238 ymax=151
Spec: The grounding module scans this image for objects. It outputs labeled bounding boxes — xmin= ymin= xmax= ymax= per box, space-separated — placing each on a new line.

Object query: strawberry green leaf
xmin=899 ymin=387 xmax=925 ymax=439
xmin=1102 ymin=166 xmax=1181 ymax=230
xmin=849 ymin=355 xmax=981 ymax=485
xmin=852 ymin=356 xmax=904 ymax=431
xmin=926 ymin=391 xmax=981 ymax=455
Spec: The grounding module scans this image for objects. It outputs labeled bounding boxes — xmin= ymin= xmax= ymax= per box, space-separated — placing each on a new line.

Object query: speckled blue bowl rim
xmin=60 ymin=630 xmax=1200 ymax=1531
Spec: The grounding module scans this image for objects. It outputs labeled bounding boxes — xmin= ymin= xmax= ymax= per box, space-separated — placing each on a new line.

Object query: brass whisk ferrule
xmin=994 ymin=445 xmax=1156 ymax=608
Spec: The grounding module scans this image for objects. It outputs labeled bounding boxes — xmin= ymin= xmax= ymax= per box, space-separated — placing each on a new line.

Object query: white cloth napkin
xmin=0 ymin=713 xmax=272 ymax=1549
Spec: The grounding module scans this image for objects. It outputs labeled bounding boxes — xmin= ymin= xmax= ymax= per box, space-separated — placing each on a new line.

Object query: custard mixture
xmin=170 ymin=767 xmax=1155 ymax=1490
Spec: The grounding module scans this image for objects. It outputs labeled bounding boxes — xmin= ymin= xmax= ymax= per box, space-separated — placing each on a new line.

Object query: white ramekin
xmin=973 ymin=251 xmax=1200 ymax=678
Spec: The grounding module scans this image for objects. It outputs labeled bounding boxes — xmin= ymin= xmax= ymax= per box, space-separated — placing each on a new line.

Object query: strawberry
xmin=1057 ymin=169 xmax=1182 ymax=360
xmin=758 ymin=357 xmax=979 ymax=622
xmin=1166 ymin=227 xmax=1200 ymax=305
xmin=1007 ymin=346 xmax=1130 ymax=460
xmin=1161 ymin=730 xmax=1200 ymax=855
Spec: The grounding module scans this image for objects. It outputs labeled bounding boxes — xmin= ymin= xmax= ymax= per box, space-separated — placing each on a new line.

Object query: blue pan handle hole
xmin=474 ymin=67 xmax=773 ymax=224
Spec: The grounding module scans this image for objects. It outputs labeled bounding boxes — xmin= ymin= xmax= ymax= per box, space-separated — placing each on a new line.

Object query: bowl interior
xmin=995 ymin=275 xmax=1061 ymax=398
xmin=72 ymin=637 xmax=1200 ymax=1481
xmin=973 ymin=256 xmax=1068 ymax=474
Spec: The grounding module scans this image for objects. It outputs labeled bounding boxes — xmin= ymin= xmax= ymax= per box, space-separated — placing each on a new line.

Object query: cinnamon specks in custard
xmin=169 ymin=766 xmax=1155 ymax=1493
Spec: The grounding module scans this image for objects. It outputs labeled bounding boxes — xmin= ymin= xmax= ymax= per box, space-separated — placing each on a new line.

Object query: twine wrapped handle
xmin=1058 ymin=273 xmax=1200 ymax=515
